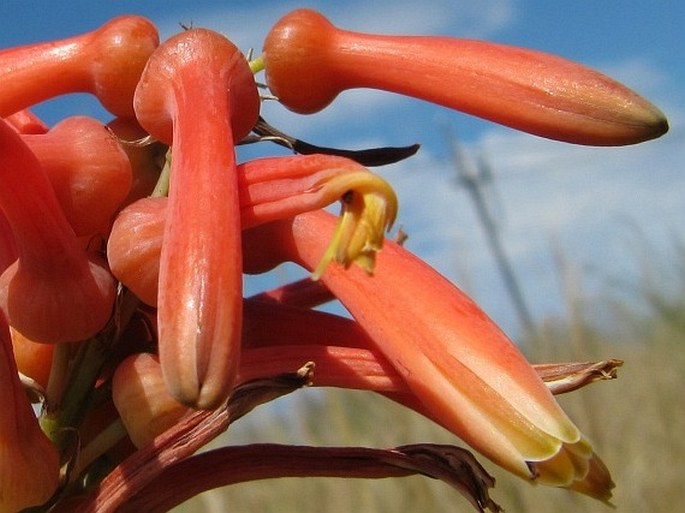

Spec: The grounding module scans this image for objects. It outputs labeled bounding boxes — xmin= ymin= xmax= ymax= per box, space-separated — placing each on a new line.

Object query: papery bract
xmin=106 ymin=117 xmax=166 ymax=206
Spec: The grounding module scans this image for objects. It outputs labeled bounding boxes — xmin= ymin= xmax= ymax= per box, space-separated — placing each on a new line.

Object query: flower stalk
xmin=0 ymin=313 xmax=60 ymax=512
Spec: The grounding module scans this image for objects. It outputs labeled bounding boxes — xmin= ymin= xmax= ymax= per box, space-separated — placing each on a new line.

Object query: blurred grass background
xmin=173 ymin=241 xmax=685 ymax=513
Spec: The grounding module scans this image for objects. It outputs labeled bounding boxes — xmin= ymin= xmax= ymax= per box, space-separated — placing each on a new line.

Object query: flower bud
xmin=0 ymin=313 xmax=59 ymax=511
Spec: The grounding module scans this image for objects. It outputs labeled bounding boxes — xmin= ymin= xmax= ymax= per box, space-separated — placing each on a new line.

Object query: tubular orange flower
xmin=10 ymin=326 xmax=54 ymax=390
xmin=22 ymin=116 xmax=133 ymax=237
xmin=242 ymin=210 xmax=614 ymax=502
xmin=107 ymin=154 xmax=397 ymax=307
xmin=0 ymin=210 xmax=17 ymax=274
xmin=4 ymin=108 xmax=49 ymax=134
xmin=113 ymin=352 xmax=192 ymax=449
xmin=263 ymin=9 xmax=667 ymax=145
xmin=0 ymin=15 xmax=159 ymax=118
xmin=0 ymin=118 xmax=116 ymax=343
xmin=133 ymin=28 xmax=259 ymax=409
xmin=0 ymin=312 xmax=59 ymax=511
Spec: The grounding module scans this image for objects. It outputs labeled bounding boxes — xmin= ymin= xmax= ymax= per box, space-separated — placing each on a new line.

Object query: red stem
xmin=117 ymin=444 xmax=422 ymax=513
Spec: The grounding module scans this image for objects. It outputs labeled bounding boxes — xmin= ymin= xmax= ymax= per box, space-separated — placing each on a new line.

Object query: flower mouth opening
xmin=311 ymin=171 xmax=397 ymax=280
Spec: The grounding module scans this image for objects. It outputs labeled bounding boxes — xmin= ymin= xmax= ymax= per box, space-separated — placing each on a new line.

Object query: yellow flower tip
xmin=311 ymin=171 xmax=398 ymax=280
xmin=528 ymin=437 xmax=615 ymax=505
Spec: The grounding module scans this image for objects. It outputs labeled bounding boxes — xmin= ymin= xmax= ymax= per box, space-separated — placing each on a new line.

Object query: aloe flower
xmin=262 ymin=9 xmax=667 ymax=146
xmin=243 ymin=210 xmax=614 ymax=502
xmin=0 ymin=118 xmax=117 ymax=343
xmin=133 ymin=28 xmax=259 ymax=409
xmin=0 ymin=9 xmax=668 ymax=512
xmin=0 ymin=313 xmax=59 ymax=511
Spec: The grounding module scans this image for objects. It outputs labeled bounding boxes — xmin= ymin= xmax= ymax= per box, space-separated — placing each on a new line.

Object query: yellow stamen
xmin=311 ymin=171 xmax=397 ymax=279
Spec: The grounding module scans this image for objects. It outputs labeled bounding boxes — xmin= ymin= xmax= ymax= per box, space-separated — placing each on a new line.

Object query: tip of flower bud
xmin=311 ymin=171 xmax=398 ymax=279
xmin=531 ymin=65 xmax=670 ymax=146
xmin=590 ymin=94 xmax=669 ymax=146
xmin=640 ymin=109 xmax=670 ymax=141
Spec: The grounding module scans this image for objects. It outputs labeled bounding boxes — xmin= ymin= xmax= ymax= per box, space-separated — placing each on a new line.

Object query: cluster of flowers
xmin=0 ymin=8 xmax=667 ymax=513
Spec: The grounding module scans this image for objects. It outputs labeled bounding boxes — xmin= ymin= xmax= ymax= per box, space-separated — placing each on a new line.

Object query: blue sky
xmin=1 ymin=1 xmax=683 ymax=337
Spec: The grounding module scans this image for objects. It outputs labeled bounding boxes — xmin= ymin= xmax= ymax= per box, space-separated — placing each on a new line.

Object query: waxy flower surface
xmin=0 ymin=8 xmax=668 ymax=513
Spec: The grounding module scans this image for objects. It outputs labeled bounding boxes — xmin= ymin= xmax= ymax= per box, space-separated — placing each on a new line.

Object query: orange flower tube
xmin=263 ymin=9 xmax=667 ymax=146
xmin=0 ymin=118 xmax=116 ymax=343
xmin=107 ymin=154 xmax=396 ymax=307
xmin=242 ymin=210 xmax=614 ymax=502
xmin=22 ymin=116 xmax=133 ymax=237
xmin=4 ymin=108 xmax=49 ymax=134
xmin=133 ymin=29 xmax=259 ymax=409
xmin=0 ymin=15 xmax=159 ymax=118
xmin=0 ymin=313 xmax=59 ymax=511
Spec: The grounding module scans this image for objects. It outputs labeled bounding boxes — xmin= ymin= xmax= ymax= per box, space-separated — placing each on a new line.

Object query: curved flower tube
xmin=133 ymin=28 xmax=259 ymax=409
xmin=241 ymin=210 xmax=614 ymax=502
xmin=243 ymin=299 xmax=621 ymax=395
xmin=0 ymin=15 xmax=159 ymax=118
xmin=263 ymin=9 xmax=667 ymax=145
xmin=22 ymin=116 xmax=133 ymax=237
xmin=107 ymin=154 xmax=397 ymax=307
xmin=0 ymin=118 xmax=116 ymax=343
xmin=10 ymin=326 xmax=54 ymax=390
xmin=0 ymin=313 xmax=59 ymax=511
xmin=0 ymin=210 xmax=17 ymax=274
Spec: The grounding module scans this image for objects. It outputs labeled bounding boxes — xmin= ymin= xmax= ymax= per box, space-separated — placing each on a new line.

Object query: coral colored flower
xmin=133 ymin=28 xmax=259 ymax=409
xmin=0 ymin=15 xmax=159 ymax=118
xmin=0 ymin=118 xmax=117 ymax=343
xmin=242 ymin=210 xmax=614 ymax=502
xmin=0 ymin=313 xmax=59 ymax=511
xmin=263 ymin=9 xmax=667 ymax=146
xmin=107 ymin=154 xmax=397 ymax=307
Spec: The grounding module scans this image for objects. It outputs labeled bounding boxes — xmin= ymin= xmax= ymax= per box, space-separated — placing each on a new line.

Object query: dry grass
xmin=173 ymin=254 xmax=685 ymax=513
